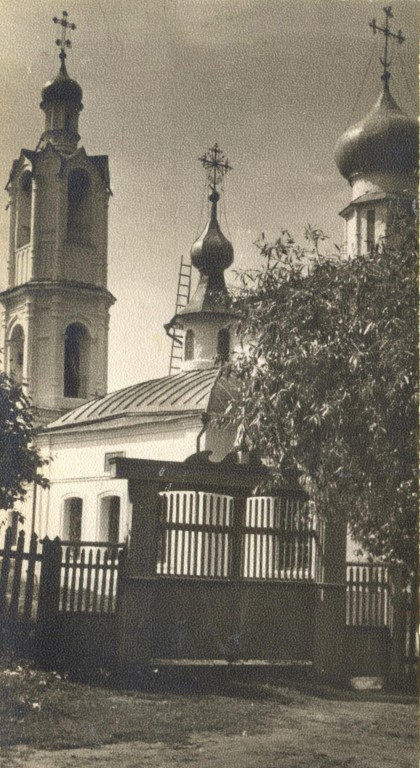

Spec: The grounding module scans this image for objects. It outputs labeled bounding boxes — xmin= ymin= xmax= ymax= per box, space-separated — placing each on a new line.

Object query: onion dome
xmin=190 ymin=192 xmax=234 ymax=276
xmin=176 ymin=191 xmax=234 ymax=317
xmin=334 ymin=84 xmax=418 ymax=181
xmin=40 ymin=60 xmax=83 ymax=110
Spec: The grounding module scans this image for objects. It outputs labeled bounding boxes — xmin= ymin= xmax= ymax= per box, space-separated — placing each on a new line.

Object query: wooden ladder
xmin=168 ymin=256 xmax=192 ymax=375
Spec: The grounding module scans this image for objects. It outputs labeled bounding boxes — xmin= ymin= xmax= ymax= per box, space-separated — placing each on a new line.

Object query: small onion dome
xmin=40 ymin=61 xmax=83 ymax=110
xmin=191 ymin=192 xmax=234 ymax=275
xmin=334 ymin=85 xmax=418 ymax=181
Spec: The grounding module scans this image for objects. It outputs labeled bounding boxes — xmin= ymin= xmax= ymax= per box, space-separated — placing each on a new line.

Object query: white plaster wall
xmin=181 ymin=316 xmax=240 ymax=371
xmin=26 ymin=416 xmax=203 ymax=541
xmin=343 ymin=201 xmax=388 ymax=258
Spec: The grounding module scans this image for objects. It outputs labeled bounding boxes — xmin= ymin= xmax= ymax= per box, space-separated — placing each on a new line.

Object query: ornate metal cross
xmin=199 ymin=143 xmax=232 ymax=197
xmin=53 ymin=10 xmax=77 ymax=64
xmin=369 ymin=6 xmax=404 ymax=85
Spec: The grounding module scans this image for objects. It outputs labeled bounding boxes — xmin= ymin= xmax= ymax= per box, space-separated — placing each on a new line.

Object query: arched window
xmin=217 ymin=328 xmax=230 ymax=362
xmin=184 ymin=329 xmax=195 ymax=361
xmin=366 ymin=209 xmax=375 ymax=251
xmin=67 ymin=168 xmax=91 ymax=244
xmin=62 ymin=497 xmax=83 ymax=542
xmin=9 ymin=325 xmax=24 ymax=384
xmin=64 ymin=323 xmax=89 ymax=398
xmin=98 ymin=496 xmax=120 ymax=543
xmin=16 ymin=171 xmax=32 ymax=249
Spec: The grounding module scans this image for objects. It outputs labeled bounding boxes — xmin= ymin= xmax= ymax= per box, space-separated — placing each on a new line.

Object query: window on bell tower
xmin=67 ymin=169 xmax=91 ymax=245
xmin=9 ymin=325 xmax=25 ymax=385
xmin=64 ymin=323 xmax=89 ymax=398
xmin=16 ymin=172 xmax=32 ymax=249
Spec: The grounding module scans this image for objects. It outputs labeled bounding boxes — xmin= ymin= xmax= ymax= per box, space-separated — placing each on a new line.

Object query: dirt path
xmin=3 ymin=698 xmax=417 ymax=768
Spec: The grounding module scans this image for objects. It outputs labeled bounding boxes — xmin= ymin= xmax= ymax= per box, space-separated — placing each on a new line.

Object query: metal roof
xmin=43 ymin=368 xmax=235 ymax=431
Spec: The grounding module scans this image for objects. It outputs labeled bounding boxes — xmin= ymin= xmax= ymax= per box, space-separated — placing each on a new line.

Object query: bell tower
xmin=0 ymin=12 xmax=115 ymax=424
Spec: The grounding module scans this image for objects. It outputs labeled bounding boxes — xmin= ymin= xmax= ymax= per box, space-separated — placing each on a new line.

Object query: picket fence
xmin=157 ymin=492 xmax=325 ymax=581
xmin=0 ymin=528 xmax=126 ymax=625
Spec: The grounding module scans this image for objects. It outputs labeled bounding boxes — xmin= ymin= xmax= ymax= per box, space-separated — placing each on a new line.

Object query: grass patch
xmin=0 ymin=659 xmax=282 ymax=750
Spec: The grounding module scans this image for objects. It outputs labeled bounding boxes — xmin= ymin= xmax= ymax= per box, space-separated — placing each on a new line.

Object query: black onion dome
xmin=40 ymin=62 xmax=83 ymax=109
xmin=190 ymin=194 xmax=234 ymax=275
xmin=334 ymin=86 xmax=418 ymax=181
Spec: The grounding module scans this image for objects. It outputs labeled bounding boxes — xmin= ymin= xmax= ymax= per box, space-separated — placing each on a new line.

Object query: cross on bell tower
xmin=369 ymin=6 xmax=405 ymax=87
xmin=53 ymin=10 xmax=76 ymax=69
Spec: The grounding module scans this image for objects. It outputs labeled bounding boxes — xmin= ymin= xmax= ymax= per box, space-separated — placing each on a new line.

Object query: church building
xmin=0 ymin=10 xmax=417 ymax=547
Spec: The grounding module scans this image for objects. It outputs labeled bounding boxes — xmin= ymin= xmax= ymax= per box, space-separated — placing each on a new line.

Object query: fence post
xmin=387 ymin=565 xmax=407 ymax=689
xmin=231 ymin=496 xmax=245 ymax=578
xmin=0 ymin=527 xmax=13 ymax=624
xmin=116 ymin=480 xmax=160 ymax=678
xmin=36 ymin=537 xmax=62 ymax=668
xmin=313 ymin=513 xmax=348 ymax=684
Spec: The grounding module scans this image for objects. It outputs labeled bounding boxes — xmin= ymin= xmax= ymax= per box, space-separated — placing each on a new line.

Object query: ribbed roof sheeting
xmin=44 ymin=369 xmax=234 ymax=430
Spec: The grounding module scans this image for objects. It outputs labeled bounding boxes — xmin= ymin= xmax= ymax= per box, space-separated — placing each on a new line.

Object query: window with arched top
xmin=64 ymin=323 xmax=89 ymax=398
xmin=9 ymin=325 xmax=24 ymax=384
xmin=217 ymin=328 xmax=230 ymax=362
xmin=99 ymin=496 xmax=121 ymax=544
xmin=184 ymin=329 xmax=195 ymax=361
xmin=16 ymin=171 xmax=32 ymax=249
xmin=67 ymin=168 xmax=91 ymax=244
xmin=62 ymin=497 xmax=83 ymax=542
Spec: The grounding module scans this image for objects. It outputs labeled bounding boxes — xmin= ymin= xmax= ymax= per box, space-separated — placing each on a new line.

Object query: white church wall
xmin=23 ymin=415 xmax=205 ymax=542
xmin=343 ymin=201 xmax=388 ymax=257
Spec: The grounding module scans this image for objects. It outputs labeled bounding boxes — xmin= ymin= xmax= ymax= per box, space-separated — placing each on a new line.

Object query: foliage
xmin=0 ymin=371 xmax=47 ymax=513
xmin=223 ymin=218 xmax=418 ymax=573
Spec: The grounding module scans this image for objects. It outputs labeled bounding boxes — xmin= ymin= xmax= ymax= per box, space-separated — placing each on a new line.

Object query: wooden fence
xmin=0 ymin=528 xmax=42 ymax=625
xmin=157 ymin=493 xmax=324 ymax=581
xmin=346 ymin=562 xmax=392 ymax=628
xmin=0 ymin=529 xmax=126 ymax=625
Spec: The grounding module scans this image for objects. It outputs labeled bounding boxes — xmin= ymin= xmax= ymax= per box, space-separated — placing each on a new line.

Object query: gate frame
xmin=111 ymin=450 xmax=348 ymax=682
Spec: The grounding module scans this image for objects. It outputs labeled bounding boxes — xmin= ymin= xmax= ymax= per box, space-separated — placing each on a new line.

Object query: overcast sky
xmin=0 ymin=0 xmax=417 ymax=389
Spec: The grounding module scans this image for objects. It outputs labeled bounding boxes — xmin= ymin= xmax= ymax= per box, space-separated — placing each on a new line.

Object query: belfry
xmin=0 ymin=12 xmax=114 ymax=424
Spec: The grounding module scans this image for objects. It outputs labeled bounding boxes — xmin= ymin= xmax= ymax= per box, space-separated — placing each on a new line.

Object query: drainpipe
xmin=196 ymin=413 xmax=211 ymax=453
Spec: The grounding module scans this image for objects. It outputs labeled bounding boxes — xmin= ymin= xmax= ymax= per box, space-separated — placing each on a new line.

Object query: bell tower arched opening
xmin=16 ymin=172 xmax=32 ymax=249
xmin=67 ymin=168 xmax=91 ymax=245
xmin=9 ymin=325 xmax=25 ymax=384
xmin=64 ymin=323 xmax=89 ymax=398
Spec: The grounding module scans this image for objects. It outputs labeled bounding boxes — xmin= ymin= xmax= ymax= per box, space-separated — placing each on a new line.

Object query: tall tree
xmin=0 ymin=371 xmax=47 ymax=514
xmin=223 ymin=217 xmax=418 ymax=575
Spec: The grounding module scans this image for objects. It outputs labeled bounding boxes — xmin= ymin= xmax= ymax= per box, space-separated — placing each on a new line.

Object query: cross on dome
xmin=53 ymin=10 xmax=77 ymax=67
xmin=199 ymin=144 xmax=232 ymax=202
xmin=369 ymin=6 xmax=405 ymax=87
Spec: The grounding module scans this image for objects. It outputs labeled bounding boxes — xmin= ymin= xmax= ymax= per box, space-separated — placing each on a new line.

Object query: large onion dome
xmin=40 ymin=60 xmax=83 ymax=110
xmin=334 ymin=84 xmax=418 ymax=181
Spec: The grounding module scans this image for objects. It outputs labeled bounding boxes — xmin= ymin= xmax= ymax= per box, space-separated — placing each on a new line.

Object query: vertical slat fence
xmin=346 ymin=562 xmax=391 ymax=627
xmin=59 ymin=542 xmax=126 ymax=614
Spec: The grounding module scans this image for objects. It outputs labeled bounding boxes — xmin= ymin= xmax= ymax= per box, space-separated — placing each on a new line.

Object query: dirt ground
xmin=0 ymin=662 xmax=417 ymax=768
